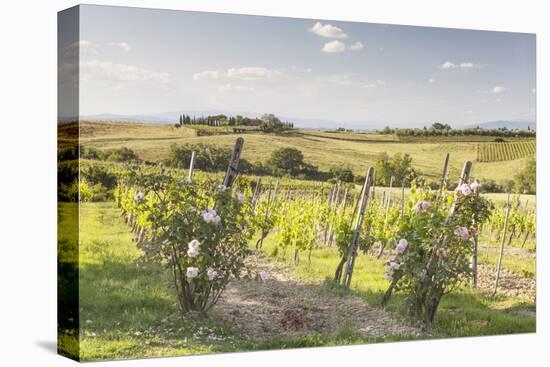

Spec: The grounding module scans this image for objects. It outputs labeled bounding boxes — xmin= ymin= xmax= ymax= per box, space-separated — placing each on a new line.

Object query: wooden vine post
xmin=251 ymin=177 xmax=262 ymax=209
xmin=493 ymin=193 xmax=511 ymax=297
xmin=341 ymin=167 xmax=375 ymax=288
xmin=221 ymin=137 xmax=244 ymax=188
xmin=214 ymin=137 xmax=244 ymax=211
xmin=187 ymin=150 xmax=196 ymax=183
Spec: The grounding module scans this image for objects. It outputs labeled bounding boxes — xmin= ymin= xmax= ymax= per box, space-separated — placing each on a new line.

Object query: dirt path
xmin=213 ymin=254 xmax=422 ymax=340
xmin=476 ymin=264 xmax=536 ymax=300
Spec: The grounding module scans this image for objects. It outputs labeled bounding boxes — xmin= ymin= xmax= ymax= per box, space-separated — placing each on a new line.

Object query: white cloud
xmin=80 ymin=59 xmax=170 ymax=84
xmin=428 ymin=78 xmax=435 ymax=83
xmin=476 ymin=85 xmax=508 ymax=94
xmin=440 ymin=61 xmax=456 ymax=70
xmin=349 ymin=41 xmax=364 ymax=51
xmin=61 ymin=40 xmax=100 ymax=61
xmin=193 ymin=67 xmax=282 ymax=81
xmin=492 ymin=85 xmax=507 ymax=94
xmin=439 ymin=61 xmax=480 ymax=70
xmin=110 ymin=42 xmax=132 ymax=52
xmin=322 ymin=40 xmax=346 ymax=53
xmin=308 ymin=22 xmax=348 ymax=39
xmin=218 ymin=83 xmax=254 ymax=92
xmin=193 ymin=70 xmax=220 ymax=81
xmin=327 ymin=74 xmax=353 ymax=86
xmin=363 ymin=80 xmax=386 ymax=88
xmin=226 ymin=67 xmax=282 ymax=80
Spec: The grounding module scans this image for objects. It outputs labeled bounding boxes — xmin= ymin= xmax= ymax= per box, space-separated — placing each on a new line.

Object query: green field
xmin=59 ymin=202 xmax=535 ymax=360
xmin=477 ymin=141 xmax=536 ymax=162
xmin=68 ymin=121 xmax=535 ymax=183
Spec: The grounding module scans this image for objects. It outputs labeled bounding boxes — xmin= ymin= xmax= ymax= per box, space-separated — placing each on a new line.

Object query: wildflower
xmin=414 ymin=200 xmax=431 ymax=213
xmin=396 ymin=239 xmax=408 ymax=254
xmin=207 ymin=267 xmax=218 ymax=281
xmin=235 ymin=192 xmax=244 ymax=203
xmin=218 ymin=184 xmax=227 ymax=192
xmin=259 ymin=271 xmax=268 ymax=282
xmin=186 ymin=267 xmax=199 ymax=279
xmin=457 ymin=183 xmax=472 ymax=196
xmin=454 ymin=227 xmax=469 ymax=241
xmin=470 ymin=180 xmax=481 ymax=192
xmin=384 ymin=272 xmax=393 ymax=281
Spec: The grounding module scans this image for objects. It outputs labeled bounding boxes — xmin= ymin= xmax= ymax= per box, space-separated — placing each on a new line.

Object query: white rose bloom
xmin=211 ymin=215 xmax=221 ymax=225
xmin=186 ymin=267 xmax=199 ymax=279
xmin=207 ymin=267 xmax=218 ymax=281
xmin=188 ymin=239 xmax=200 ymax=250
xmin=202 ymin=212 xmax=214 ymax=223
xmin=187 ymin=247 xmax=199 ymax=258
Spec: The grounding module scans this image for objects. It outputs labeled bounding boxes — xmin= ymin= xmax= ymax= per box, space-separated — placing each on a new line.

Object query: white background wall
xmin=0 ymin=1 xmax=547 ymax=366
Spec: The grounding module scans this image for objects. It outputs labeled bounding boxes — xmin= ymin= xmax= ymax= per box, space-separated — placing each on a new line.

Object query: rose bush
xmin=115 ymin=166 xmax=253 ymax=314
xmin=382 ymin=182 xmax=492 ymax=324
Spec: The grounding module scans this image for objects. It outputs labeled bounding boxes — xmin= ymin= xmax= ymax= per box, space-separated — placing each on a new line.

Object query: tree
xmin=515 ymin=158 xmax=536 ymax=194
xmin=329 ymin=166 xmax=354 ymax=182
xmin=260 ymin=113 xmax=283 ymax=132
xmin=432 ymin=122 xmax=451 ymax=130
xmin=267 ymin=147 xmax=305 ymax=176
xmin=375 ymin=153 xmax=416 ymax=187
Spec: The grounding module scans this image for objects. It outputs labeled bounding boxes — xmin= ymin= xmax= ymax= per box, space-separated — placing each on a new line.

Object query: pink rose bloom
xmin=458 ymin=183 xmax=472 ymax=196
xmin=396 ymin=239 xmax=408 ymax=254
xmin=414 ymin=200 xmax=431 ymax=213
xmin=454 ymin=227 xmax=469 ymax=241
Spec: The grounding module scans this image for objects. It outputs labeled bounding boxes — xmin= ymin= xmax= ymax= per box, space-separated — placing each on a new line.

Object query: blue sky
xmin=67 ymin=4 xmax=536 ymax=127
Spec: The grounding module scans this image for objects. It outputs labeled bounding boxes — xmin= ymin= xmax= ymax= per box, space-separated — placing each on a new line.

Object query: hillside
xmin=66 ymin=121 xmax=536 ymax=184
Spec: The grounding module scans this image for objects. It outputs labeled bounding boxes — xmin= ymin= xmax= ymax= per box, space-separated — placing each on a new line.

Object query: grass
xmin=69 ymin=120 xmax=535 ymax=183
xmin=58 ymin=201 xmax=535 ymax=360
xmin=258 ymin=235 xmax=535 ymax=339
xmin=60 ymin=202 xmax=416 ymax=361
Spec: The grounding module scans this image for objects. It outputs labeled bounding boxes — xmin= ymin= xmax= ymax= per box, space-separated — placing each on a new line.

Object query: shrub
xmin=375 ymin=153 xmax=417 ymax=187
xmin=514 ymin=159 xmax=536 ymax=194
xmin=115 ymin=168 xmax=254 ymax=314
xmin=81 ymin=147 xmax=106 ymax=160
xmin=106 ymin=147 xmax=139 ymax=162
xmin=329 ymin=166 xmax=354 ymax=183
xmin=82 ymin=165 xmax=117 ymax=189
xmin=164 ymin=143 xmax=231 ymax=172
xmin=383 ymin=182 xmax=492 ymax=324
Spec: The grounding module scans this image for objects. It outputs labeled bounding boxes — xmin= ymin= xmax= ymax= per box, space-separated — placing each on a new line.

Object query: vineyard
xmin=477 ymin=140 xmax=536 ymax=162
xmin=60 ymin=137 xmax=537 ymax=360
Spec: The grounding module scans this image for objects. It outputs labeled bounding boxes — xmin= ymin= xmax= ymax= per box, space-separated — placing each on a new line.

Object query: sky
xmin=60 ymin=4 xmax=536 ymax=128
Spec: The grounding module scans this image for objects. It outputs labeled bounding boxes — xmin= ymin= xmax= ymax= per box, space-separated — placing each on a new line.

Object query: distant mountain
xmin=464 ymin=119 xmax=536 ymax=131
